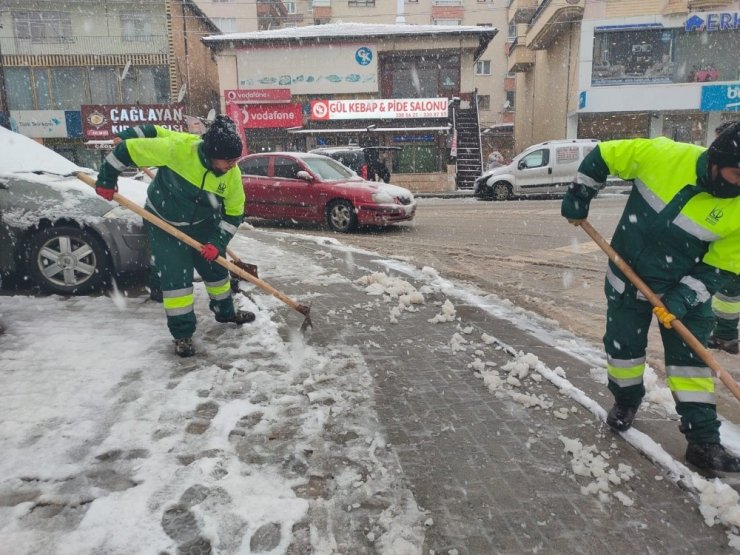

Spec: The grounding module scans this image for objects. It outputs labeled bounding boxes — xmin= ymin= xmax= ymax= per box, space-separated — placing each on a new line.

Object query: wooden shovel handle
xmin=579 ymin=220 xmax=740 ymax=402
xmin=75 ymin=171 xmax=306 ymax=315
xmin=140 ymin=167 xmax=242 ymax=263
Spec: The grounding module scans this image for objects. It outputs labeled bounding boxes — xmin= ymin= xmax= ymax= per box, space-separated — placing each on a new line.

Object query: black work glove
xmin=561 ymin=182 xmax=597 ymax=221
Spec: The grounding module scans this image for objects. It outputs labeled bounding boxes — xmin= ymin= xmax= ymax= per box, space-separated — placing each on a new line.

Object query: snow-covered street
xmin=3 ymin=229 xmax=740 ymax=553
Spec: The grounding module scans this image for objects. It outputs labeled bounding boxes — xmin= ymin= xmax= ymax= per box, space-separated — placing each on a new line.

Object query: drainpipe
xmin=395 ymin=0 xmax=405 ymax=23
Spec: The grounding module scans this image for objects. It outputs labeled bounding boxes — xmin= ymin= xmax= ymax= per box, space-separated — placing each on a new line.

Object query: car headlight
xmin=372 ymin=191 xmax=395 ymax=204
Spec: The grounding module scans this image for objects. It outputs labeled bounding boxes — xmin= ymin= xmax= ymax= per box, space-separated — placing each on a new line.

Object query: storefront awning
xmin=287 ymin=125 xmax=452 ymax=134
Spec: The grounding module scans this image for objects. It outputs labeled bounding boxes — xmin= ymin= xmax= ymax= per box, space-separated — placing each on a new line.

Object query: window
xmin=478 ymin=95 xmax=490 ymax=110
xmin=50 ymin=68 xmax=87 ymax=110
xmin=13 ymin=10 xmax=73 ymax=43
xmin=213 ymin=0 xmax=233 ymax=2
xmin=505 ymin=90 xmax=515 ymax=111
xmin=383 ymin=55 xmax=460 ymax=98
xmin=274 ymin=157 xmax=302 ymax=179
xmin=507 ymin=23 xmax=517 ymax=42
xmin=240 ymin=157 xmax=270 ymax=176
xmin=122 ymin=67 xmax=169 ymax=104
xmin=475 ymin=60 xmax=491 ymax=75
xmin=519 ymin=148 xmax=549 ymax=169
xmin=213 ymin=17 xmax=237 ymax=33
xmin=434 ymin=19 xmax=462 ymax=26
xmin=4 ymin=68 xmax=33 ymax=110
xmin=348 ymin=0 xmax=375 ymax=5
xmin=89 ymin=67 xmax=119 ymax=105
xmin=284 ymin=1 xmax=297 ymax=13
xmin=121 ymin=13 xmax=153 ymax=42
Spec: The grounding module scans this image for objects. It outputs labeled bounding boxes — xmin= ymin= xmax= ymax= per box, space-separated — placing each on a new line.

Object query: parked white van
xmin=474 ymin=139 xmax=600 ymax=200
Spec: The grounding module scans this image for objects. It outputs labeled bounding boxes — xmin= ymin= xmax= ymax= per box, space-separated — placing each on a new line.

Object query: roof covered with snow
xmin=203 ymin=22 xmax=497 ymax=54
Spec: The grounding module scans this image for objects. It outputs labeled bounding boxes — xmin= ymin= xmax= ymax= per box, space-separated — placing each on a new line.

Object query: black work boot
xmin=174 ymin=337 xmax=195 ymax=358
xmin=708 ymin=336 xmax=739 ymax=355
xmin=606 ymin=403 xmax=639 ymax=432
xmin=686 ymin=443 xmax=740 ymax=472
xmin=215 ymin=310 xmax=256 ymax=325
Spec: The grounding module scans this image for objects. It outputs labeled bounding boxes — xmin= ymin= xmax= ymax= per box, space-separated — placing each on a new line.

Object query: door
xmin=514 ymin=148 xmax=553 ymax=194
xmin=239 ymin=156 xmax=274 ymax=218
xmin=271 ymin=156 xmax=319 ymax=221
xmin=551 ymin=145 xmax=582 ymax=194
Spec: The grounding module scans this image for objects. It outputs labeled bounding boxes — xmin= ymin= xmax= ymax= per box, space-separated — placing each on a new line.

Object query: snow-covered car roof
xmin=0 ymin=126 xmax=148 ymax=207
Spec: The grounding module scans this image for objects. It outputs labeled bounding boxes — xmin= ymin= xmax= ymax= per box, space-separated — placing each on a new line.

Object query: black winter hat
xmin=708 ymin=121 xmax=740 ymax=169
xmin=202 ymin=115 xmax=243 ymax=160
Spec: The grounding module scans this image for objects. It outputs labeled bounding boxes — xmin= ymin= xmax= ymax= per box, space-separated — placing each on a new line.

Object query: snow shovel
xmin=139 ymin=167 xmax=259 ymax=284
xmin=74 ymin=171 xmax=312 ymax=332
xmin=578 ymin=219 xmax=740 ymax=402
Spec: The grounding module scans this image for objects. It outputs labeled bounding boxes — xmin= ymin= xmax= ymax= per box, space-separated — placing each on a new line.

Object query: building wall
xmin=513 ymin=22 xmax=580 ymax=152
xmin=170 ymin=1 xmax=221 ymax=116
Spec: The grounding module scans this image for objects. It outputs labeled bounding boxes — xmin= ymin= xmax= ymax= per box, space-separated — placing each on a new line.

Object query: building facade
xmin=0 ymin=0 xmax=220 ymax=167
xmin=204 ymin=23 xmax=496 ymax=190
xmin=507 ymin=0 xmax=739 ymax=154
xmin=194 ymin=0 xmax=514 ymax=160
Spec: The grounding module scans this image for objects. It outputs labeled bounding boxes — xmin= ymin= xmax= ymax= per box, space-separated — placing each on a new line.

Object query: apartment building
xmin=195 ymin=0 xmax=513 ymax=159
xmin=0 ymin=0 xmax=220 ymax=167
xmin=507 ymin=0 xmax=739 ymax=154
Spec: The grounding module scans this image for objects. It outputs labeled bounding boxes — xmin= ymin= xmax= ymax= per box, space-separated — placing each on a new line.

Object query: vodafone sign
xmin=310 ymin=98 xmax=449 ymax=120
xmin=226 ymin=102 xmax=303 ymax=129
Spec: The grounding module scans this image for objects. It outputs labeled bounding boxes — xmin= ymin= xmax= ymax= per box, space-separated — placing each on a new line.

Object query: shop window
xmin=398 ymin=144 xmax=437 ymax=173
xmin=13 ymin=10 xmax=73 ymax=44
xmin=4 ymin=68 xmax=33 ymax=110
xmin=89 ymin=67 xmax=119 ymax=105
xmin=122 ymin=66 xmax=169 ymax=104
xmin=34 ymin=69 xmax=52 ymax=110
xmin=50 ymin=67 xmax=87 ymax=110
xmin=478 ymin=95 xmax=491 ymax=110
xmin=592 ymin=27 xmax=740 ymax=86
xmin=475 ymin=60 xmax=491 ymax=75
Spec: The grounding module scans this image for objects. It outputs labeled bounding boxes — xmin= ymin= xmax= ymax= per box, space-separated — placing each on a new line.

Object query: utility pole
xmin=0 ymin=24 xmax=10 ymax=129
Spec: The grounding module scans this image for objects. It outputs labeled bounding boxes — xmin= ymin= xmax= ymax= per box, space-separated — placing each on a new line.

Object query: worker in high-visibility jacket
xmin=561 ymin=122 xmax=740 ymax=472
xmin=708 ymin=121 xmax=740 ymax=355
xmin=95 ymin=115 xmax=251 ymax=358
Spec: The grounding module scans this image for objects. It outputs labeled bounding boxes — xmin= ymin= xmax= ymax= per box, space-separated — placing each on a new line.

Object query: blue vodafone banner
xmin=700 ymin=84 xmax=740 ymax=112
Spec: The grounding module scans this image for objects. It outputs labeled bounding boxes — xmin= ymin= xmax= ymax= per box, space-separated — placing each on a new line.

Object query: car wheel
xmin=326 ymin=200 xmax=358 ymax=233
xmin=491 ymin=181 xmax=513 ymax=201
xmin=27 ymin=226 xmax=109 ymax=294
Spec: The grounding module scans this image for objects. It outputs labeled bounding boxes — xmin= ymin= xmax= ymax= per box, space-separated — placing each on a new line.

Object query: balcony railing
xmin=0 ymin=34 xmax=168 ymax=57
xmin=507 ymin=0 xmax=537 ymax=24
xmin=527 ymin=0 xmax=584 ymax=49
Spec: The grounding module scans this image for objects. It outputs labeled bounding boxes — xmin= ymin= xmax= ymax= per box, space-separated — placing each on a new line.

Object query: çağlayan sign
xmin=81 ymin=104 xmax=186 ymax=139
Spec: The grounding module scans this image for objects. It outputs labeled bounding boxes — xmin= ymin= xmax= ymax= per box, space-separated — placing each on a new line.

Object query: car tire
xmin=326 ymin=199 xmax=358 ymax=233
xmin=27 ymin=226 xmax=110 ymax=294
xmin=491 ymin=181 xmax=513 ymax=201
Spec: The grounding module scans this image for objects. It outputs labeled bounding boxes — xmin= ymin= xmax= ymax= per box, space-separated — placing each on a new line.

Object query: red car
xmin=239 ymin=152 xmax=416 ymax=232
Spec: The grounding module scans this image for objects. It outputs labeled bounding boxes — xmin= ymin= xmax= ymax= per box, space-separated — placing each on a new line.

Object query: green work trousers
xmin=712 ymin=276 xmax=740 ymax=342
xmin=146 ymin=219 xmax=236 ymax=340
xmin=604 ymin=280 xmax=719 ymax=444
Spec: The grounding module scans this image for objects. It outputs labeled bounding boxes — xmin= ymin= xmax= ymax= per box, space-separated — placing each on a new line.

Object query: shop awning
xmin=287 ymin=125 xmax=452 ymax=134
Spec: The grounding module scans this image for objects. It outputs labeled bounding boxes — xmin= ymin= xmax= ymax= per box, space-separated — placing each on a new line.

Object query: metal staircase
xmin=453 ymin=99 xmax=483 ymax=189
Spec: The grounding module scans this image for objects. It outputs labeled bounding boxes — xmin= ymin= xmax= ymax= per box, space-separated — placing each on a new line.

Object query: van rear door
xmin=514 ymin=147 xmax=553 ymax=195
xmin=551 ymin=144 xmax=584 ymax=195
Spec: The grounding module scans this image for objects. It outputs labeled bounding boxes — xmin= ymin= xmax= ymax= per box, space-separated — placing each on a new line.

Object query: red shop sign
xmin=224 ymin=89 xmax=291 ymax=104
xmin=227 ymin=102 xmax=303 ymax=129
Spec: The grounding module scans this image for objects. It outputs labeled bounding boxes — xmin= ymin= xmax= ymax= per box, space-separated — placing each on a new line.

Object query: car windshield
xmin=303 ymin=157 xmax=357 ymax=180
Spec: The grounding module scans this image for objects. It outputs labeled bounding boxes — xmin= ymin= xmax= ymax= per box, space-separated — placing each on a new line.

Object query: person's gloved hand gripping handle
xmin=200 ymin=243 xmax=220 ymax=262
xmin=561 ymin=181 xmax=598 ymax=224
